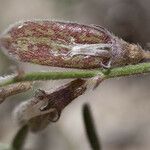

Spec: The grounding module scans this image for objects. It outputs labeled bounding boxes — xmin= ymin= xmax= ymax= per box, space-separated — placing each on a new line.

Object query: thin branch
xmin=0 ymin=82 xmax=32 ymax=103
xmin=0 ymin=62 xmax=150 ymax=87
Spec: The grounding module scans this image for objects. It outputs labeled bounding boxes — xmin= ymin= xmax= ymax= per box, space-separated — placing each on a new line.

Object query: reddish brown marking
xmin=1 ymin=20 xmax=144 ymax=69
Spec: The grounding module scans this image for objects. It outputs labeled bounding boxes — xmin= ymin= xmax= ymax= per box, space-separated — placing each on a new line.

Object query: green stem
xmin=1 ymin=62 xmax=150 ymax=87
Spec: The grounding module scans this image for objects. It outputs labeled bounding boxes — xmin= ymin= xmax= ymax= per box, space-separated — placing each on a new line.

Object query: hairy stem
xmin=0 ymin=62 xmax=150 ymax=87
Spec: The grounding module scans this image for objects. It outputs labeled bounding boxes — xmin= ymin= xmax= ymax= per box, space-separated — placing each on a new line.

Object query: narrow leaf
xmin=11 ymin=125 xmax=29 ymax=150
xmin=83 ymin=103 xmax=101 ymax=150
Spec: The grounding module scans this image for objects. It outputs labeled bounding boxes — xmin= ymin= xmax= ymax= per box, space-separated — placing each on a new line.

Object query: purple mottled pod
xmin=0 ymin=20 xmax=149 ymax=69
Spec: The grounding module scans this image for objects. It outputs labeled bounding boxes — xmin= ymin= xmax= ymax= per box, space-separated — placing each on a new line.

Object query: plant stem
xmin=0 ymin=62 xmax=150 ymax=87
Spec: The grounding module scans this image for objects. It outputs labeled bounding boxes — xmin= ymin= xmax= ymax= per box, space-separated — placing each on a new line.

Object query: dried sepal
xmin=0 ymin=82 xmax=32 ymax=104
xmin=89 ymin=75 xmax=104 ymax=90
xmin=14 ymin=79 xmax=87 ymax=132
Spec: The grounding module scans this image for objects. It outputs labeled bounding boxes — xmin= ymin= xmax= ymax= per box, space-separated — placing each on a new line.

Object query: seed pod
xmin=0 ymin=20 xmax=149 ymax=69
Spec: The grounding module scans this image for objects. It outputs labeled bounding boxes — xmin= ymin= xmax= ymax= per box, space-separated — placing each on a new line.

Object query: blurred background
xmin=0 ymin=0 xmax=150 ymax=149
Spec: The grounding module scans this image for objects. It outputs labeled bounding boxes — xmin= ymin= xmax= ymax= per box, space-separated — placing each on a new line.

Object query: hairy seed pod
xmin=0 ymin=20 xmax=149 ymax=69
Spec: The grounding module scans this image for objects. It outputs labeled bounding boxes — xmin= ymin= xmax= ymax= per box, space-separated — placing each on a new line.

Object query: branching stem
xmin=0 ymin=62 xmax=150 ymax=87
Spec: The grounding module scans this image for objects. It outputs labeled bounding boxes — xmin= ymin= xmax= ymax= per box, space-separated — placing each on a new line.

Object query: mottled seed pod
xmin=0 ymin=20 xmax=149 ymax=69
